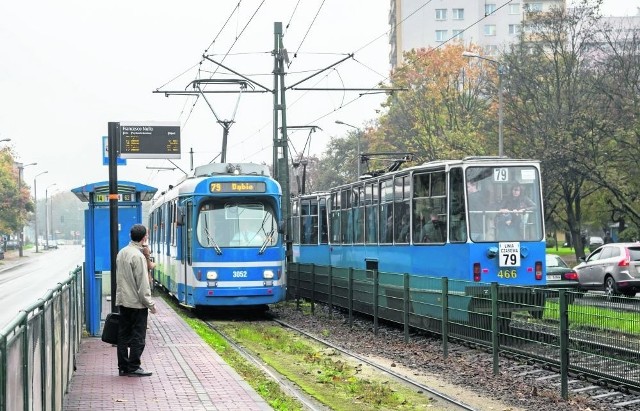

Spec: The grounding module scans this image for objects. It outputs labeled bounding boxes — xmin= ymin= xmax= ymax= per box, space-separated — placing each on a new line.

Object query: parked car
xmin=588 ymin=236 xmax=604 ymax=253
xmin=546 ymin=254 xmax=580 ymax=289
xmin=5 ymin=240 xmax=18 ymax=250
xmin=545 ymin=254 xmax=582 ymax=304
xmin=574 ymin=243 xmax=640 ymax=297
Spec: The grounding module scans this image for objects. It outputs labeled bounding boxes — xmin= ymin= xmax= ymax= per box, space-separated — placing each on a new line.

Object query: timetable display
xmin=119 ymin=122 xmax=181 ymax=159
xmin=94 ymin=193 xmax=133 ymax=203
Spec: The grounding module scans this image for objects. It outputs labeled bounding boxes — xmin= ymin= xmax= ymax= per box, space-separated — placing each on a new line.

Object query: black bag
xmin=101 ymin=312 xmax=120 ymax=344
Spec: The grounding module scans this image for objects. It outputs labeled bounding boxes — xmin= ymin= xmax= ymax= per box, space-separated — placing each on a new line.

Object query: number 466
xmin=498 ymin=270 xmax=517 ymax=279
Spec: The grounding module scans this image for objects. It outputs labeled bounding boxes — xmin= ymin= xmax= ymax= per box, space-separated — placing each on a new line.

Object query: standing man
xmin=116 ymin=224 xmax=157 ymax=377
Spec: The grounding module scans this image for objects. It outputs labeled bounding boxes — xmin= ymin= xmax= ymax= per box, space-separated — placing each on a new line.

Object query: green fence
xmin=0 ymin=266 xmax=83 ymax=411
xmin=288 ymin=263 xmax=640 ymax=398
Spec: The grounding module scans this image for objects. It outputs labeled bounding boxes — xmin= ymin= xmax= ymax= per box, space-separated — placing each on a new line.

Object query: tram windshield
xmin=465 ymin=166 xmax=543 ymax=242
xmin=196 ymin=200 xmax=279 ymax=248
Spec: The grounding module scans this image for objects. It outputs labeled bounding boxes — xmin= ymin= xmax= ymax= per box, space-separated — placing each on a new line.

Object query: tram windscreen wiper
xmin=258 ymin=228 xmax=274 ymax=255
xmin=258 ymin=212 xmax=273 ymax=255
xmin=203 ymin=214 xmax=222 ymax=255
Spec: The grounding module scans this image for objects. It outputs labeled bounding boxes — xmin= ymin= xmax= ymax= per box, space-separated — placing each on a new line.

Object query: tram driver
xmin=496 ymin=183 xmax=535 ymax=241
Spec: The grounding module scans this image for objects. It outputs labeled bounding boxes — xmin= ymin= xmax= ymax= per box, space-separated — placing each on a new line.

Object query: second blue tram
xmin=149 ymin=163 xmax=286 ymax=308
xmin=292 ymin=157 xmax=546 ymax=290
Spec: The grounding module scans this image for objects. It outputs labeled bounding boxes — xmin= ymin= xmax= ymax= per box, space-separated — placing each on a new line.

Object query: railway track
xmin=501 ymin=320 xmax=640 ymax=409
xmin=201 ymin=315 xmax=479 ymax=411
xmin=203 ymin=318 xmax=329 ymax=411
xmin=270 ymin=301 xmax=640 ymax=411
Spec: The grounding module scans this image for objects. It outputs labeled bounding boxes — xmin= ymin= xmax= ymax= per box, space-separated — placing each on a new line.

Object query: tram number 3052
xmin=233 ymin=270 xmax=248 ymax=278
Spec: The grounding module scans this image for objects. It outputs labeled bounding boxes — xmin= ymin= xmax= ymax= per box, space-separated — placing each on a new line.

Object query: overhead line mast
xmin=272 ymin=22 xmax=293 ymax=260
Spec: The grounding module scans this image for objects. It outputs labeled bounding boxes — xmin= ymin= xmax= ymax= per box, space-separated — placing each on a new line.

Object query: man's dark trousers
xmin=117 ymin=306 xmax=149 ymax=373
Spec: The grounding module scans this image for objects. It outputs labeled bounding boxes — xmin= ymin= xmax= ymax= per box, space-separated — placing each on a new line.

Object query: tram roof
xmin=331 ymin=156 xmax=540 ymax=189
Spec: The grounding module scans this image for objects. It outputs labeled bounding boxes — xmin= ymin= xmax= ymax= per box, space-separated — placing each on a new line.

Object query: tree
xmin=0 ymin=148 xmax=33 ymax=239
xmin=369 ymin=43 xmax=493 ymax=164
xmin=580 ymin=16 xmax=640 ymax=230
xmin=312 ymin=131 xmax=366 ymax=191
xmin=502 ymin=1 xmax=607 ymax=259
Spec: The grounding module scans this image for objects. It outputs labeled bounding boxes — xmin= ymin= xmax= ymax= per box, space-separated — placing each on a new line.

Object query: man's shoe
xmin=127 ymin=368 xmax=152 ymax=377
xmin=118 ymin=370 xmax=128 ymax=376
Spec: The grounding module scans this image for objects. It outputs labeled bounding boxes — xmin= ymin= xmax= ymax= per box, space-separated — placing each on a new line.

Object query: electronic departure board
xmin=119 ymin=121 xmax=181 ymax=159
xmin=94 ymin=193 xmax=134 ymax=203
xmin=209 ymin=182 xmax=267 ymax=193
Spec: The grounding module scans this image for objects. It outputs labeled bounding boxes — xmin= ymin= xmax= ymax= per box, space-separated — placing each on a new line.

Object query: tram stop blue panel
xmin=93 ymin=206 xmax=139 ymax=271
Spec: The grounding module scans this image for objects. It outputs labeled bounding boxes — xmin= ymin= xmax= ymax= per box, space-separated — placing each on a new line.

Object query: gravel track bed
xmin=271 ymin=303 xmax=612 ymax=411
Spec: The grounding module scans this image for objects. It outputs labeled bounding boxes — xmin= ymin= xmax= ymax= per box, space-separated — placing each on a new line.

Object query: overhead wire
xmin=173 ymin=1 xmax=245 ymax=127
xmin=237 ymin=0 xmax=516 ymax=163
xmin=287 ymin=0 xmax=327 ymax=69
xmin=288 ymin=0 xmax=517 ymax=133
xmin=180 ymin=0 xmax=268 ymax=148
xmin=173 ymin=0 xmax=517 ymax=165
xmin=284 ymin=0 xmax=302 ymax=33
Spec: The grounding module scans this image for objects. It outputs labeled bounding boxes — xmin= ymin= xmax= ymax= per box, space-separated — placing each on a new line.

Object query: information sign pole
xmin=108 ymin=122 xmax=119 ymax=313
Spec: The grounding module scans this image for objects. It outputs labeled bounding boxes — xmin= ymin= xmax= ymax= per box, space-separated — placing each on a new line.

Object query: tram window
xmin=394 ymin=175 xmax=410 ymax=243
xmin=185 ymin=202 xmax=193 ymax=264
xmin=291 ymin=199 xmax=300 ymax=244
xmin=365 ymin=183 xmax=378 ymax=244
xmin=171 ymin=200 xmax=178 ymax=246
xmin=413 ymin=171 xmax=447 ymax=244
xmin=304 ymin=200 xmax=314 ymax=245
xmin=449 ymin=168 xmax=467 ymax=242
xmin=379 ymin=179 xmax=394 ymax=244
xmin=365 ymin=203 xmax=378 ymax=244
xmin=330 ymin=192 xmax=341 ymax=244
xmin=319 ymin=198 xmax=328 ymax=244
xmin=380 ymin=203 xmax=394 ymax=243
xmin=341 ymin=189 xmax=352 ymax=243
xmin=466 ymin=166 xmax=543 ymax=242
xmin=310 ymin=203 xmax=319 ymax=244
xmin=197 ymin=202 xmax=278 ymax=248
xmin=381 ymin=178 xmax=393 ymax=202
xmin=354 ymin=185 xmax=364 ymax=244
xmin=431 ymin=172 xmax=446 ymax=196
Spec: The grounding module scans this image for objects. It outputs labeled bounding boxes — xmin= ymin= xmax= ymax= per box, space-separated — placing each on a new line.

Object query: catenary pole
xmin=273 ymin=22 xmax=292 ymax=261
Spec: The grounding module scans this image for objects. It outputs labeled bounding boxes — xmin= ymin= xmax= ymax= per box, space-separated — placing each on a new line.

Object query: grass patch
xmin=541 ymin=299 xmax=640 ymax=335
xmin=216 ymin=319 xmax=432 ymax=411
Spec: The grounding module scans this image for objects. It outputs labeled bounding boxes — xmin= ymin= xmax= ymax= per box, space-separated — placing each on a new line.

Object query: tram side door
xmin=183 ymin=200 xmax=193 ymax=305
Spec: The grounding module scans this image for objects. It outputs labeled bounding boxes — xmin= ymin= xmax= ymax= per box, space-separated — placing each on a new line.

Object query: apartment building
xmin=388 ymin=0 xmax=566 ymax=67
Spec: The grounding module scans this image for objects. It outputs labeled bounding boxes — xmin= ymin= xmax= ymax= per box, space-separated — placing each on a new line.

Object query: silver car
xmin=574 ymin=243 xmax=640 ymax=297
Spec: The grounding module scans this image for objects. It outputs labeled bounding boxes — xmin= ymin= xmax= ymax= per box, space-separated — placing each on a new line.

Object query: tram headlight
xmin=263 ymin=270 xmax=275 ymax=279
xmin=206 ymin=271 xmax=218 ymax=280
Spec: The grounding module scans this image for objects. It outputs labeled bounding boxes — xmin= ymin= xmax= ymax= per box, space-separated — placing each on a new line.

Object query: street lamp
xmin=17 ymin=162 xmax=37 ymax=257
xmin=45 ymin=183 xmax=57 ymax=250
xmin=33 ymin=171 xmax=48 ymax=253
xmin=335 ymin=120 xmax=362 ymax=176
xmin=462 ymin=51 xmax=506 ymax=157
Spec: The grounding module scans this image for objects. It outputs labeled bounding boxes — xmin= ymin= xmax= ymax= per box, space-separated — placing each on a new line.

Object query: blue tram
xmin=148 ymin=163 xmax=286 ymax=308
xmin=291 ymin=157 xmax=546 ymax=321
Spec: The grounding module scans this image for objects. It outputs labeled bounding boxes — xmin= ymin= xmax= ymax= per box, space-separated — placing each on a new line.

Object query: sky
xmin=1 ymin=0 xmax=638 ymax=198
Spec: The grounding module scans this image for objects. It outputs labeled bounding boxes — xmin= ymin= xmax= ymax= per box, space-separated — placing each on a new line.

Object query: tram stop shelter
xmin=71 ymin=181 xmax=157 ymax=336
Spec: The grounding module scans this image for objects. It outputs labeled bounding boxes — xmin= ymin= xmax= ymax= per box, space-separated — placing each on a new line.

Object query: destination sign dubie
xmin=119 ymin=121 xmax=181 ymax=159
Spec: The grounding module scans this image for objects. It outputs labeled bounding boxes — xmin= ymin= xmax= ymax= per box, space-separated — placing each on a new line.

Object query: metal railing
xmin=0 ymin=266 xmax=83 ymax=411
xmin=288 ymin=263 xmax=640 ymax=399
